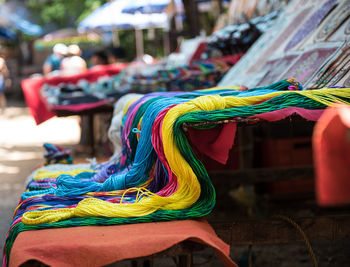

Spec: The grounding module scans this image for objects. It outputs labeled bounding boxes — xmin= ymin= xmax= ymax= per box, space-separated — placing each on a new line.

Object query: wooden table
xmin=53 ymin=103 xmax=114 ymax=156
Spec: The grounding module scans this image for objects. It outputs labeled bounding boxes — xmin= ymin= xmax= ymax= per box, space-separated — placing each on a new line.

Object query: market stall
xmin=6 ymin=0 xmax=350 ymax=266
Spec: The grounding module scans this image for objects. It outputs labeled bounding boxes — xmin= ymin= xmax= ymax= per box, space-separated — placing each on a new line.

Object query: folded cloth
xmin=9 ymin=219 xmax=236 ymax=267
xmin=21 ymin=64 xmax=127 ymax=125
xmin=188 ymin=123 xmax=237 ymax=165
xmin=187 ymin=107 xmax=324 ymax=165
xmin=313 ymin=105 xmax=350 ymax=206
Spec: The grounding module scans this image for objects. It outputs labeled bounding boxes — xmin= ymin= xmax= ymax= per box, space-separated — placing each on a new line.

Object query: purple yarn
xmin=28 ymin=182 xmax=55 ymax=188
xmin=91 ymin=163 xmax=120 ymax=183
xmin=91 ymin=164 xmax=110 ymax=182
xmin=147 ymin=158 xmax=169 ymax=193
xmin=14 ymin=193 xmax=137 ymax=217
xmin=33 ymin=178 xmax=57 ymax=183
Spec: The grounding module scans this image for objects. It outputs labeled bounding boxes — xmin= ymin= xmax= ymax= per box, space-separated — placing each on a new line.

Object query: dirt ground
xmin=0 ymin=100 xmax=349 ymax=267
xmin=0 ymin=100 xmax=81 ymax=265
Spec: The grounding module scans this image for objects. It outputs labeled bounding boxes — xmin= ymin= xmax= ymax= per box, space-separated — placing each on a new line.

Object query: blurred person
xmin=43 ymin=43 xmax=68 ymax=75
xmin=0 ymin=55 xmax=9 ymax=113
xmin=106 ymin=47 xmax=126 ymax=64
xmin=89 ymin=50 xmax=108 ymax=67
xmin=61 ymin=44 xmax=87 ymax=75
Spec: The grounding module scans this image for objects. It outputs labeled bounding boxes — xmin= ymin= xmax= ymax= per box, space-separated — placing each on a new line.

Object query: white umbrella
xmin=78 ymin=0 xmax=172 ymax=57
xmin=78 ymin=1 xmax=169 ymax=31
xmin=122 ymin=0 xmax=183 ymax=14
xmin=78 ymin=0 xmax=132 ymax=31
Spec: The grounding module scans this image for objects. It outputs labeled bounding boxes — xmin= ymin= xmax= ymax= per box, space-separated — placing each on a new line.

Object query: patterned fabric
xmin=314 ymin=1 xmax=350 ymax=42
xmin=307 ymin=43 xmax=350 ymax=88
xmin=284 ymin=0 xmax=337 ymax=52
xmin=280 ymin=42 xmax=341 ymax=85
xmin=329 ymin=17 xmax=350 ymax=42
xmin=257 ymin=53 xmax=301 ymax=87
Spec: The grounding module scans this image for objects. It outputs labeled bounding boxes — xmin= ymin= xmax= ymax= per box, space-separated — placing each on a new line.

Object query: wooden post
xmin=216 ymin=0 xmax=223 ymax=14
xmin=112 ymin=28 xmax=120 ymax=47
xmin=88 ymin=114 xmax=95 ymax=157
xmin=135 ymin=28 xmax=144 ymax=59
xmin=178 ymin=254 xmax=192 ymax=267
xmin=182 ymin=0 xmax=200 ymax=37
xmin=163 ymin=29 xmax=170 ymax=56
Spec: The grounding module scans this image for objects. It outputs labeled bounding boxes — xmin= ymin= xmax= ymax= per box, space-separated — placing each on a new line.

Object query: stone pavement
xmin=0 ymin=101 xmax=80 ymax=264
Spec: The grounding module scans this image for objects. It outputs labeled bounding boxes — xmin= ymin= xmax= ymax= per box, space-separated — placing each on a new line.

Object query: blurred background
xmin=1 ymin=0 xmax=350 ymax=266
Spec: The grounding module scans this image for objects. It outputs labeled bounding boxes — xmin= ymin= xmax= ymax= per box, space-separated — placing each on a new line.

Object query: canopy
xmin=78 ymin=0 xmax=169 ymax=31
xmin=0 ymin=2 xmax=42 ymax=36
xmin=122 ymin=0 xmax=183 ymax=14
xmin=78 ymin=0 xmax=175 ymax=58
xmin=78 ymin=0 xmax=130 ymax=31
xmin=0 ymin=27 xmax=17 ymax=41
xmin=121 ymin=0 xmax=231 ymax=14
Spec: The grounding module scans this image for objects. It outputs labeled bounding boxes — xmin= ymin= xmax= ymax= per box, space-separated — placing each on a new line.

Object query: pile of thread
xmin=125 ymin=57 xmax=240 ymax=92
xmin=41 ymin=74 xmax=125 ymax=106
xmin=43 ymin=143 xmax=72 ymax=165
xmin=4 ymin=79 xmax=350 ymax=265
xmin=41 ymin=57 xmax=239 ymax=108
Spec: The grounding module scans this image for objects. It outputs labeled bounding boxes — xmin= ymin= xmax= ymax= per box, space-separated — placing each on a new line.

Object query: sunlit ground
xmin=0 ymin=106 xmax=80 ymax=147
xmin=0 ymin=103 xmax=80 ymax=261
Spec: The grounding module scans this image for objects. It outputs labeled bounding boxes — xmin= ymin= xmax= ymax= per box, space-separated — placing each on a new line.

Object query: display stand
xmin=53 ymin=103 xmax=114 ymax=156
xmin=203 ymin=116 xmax=350 ymax=264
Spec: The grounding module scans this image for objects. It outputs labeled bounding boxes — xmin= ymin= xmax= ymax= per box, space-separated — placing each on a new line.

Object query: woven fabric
xmin=21 ymin=64 xmax=126 ymax=125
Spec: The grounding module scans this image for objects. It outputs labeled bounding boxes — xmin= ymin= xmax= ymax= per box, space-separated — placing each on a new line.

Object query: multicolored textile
xmin=43 ymin=143 xmax=72 ymax=165
xmin=284 ymin=0 xmax=337 ymax=52
xmin=5 ymin=79 xmax=350 ymax=266
xmin=22 ymin=64 xmax=127 ymax=124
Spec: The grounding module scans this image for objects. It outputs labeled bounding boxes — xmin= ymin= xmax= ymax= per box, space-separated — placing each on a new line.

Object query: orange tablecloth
xmin=10 ymin=219 xmax=236 ymax=267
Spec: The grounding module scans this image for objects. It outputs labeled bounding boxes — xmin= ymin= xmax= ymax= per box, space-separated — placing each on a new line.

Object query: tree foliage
xmin=25 ymin=0 xmax=107 ymax=28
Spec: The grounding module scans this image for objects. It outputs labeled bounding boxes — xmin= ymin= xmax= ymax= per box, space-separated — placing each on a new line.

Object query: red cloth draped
xmin=21 ymin=63 xmax=127 ymax=125
xmin=250 ymin=107 xmax=323 ymax=122
xmin=187 ymin=108 xmax=323 ymax=165
xmin=188 ymin=122 xmax=237 ymax=165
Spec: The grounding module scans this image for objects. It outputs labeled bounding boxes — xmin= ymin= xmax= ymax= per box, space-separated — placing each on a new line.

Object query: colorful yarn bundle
xmin=4 ymin=79 xmax=350 ymax=266
xmin=43 ymin=143 xmax=72 ymax=165
xmin=127 ymin=59 xmax=236 ymax=92
xmin=41 ymin=74 xmax=125 ymax=107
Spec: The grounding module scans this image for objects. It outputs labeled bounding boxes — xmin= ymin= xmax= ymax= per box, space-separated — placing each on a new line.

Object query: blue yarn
xmin=132 ymin=128 xmax=142 ymax=134
xmin=55 ymin=97 xmax=185 ymax=196
xmin=55 ymin=175 xmax=102 ymax=196
xmin=21 ymin=172 xmax=95 ymax=199
xmin=75 ymin=171 xmax=96 ymax=180
xmin=50 ymin=85 xmax=295 ymax=197
xmin=21 ymin=188 xmax=55 ymax=200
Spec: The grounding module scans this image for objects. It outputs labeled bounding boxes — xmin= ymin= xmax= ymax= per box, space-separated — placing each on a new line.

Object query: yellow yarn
xmin=21 ymin=88 xmax=350 ymax=225
xmin=211 ymin=88 xmax=350 ymax=108
xmin=22 ymin=96 xmax=225 ymax=224
xmin=34 ymin=169 xmax=94 ymax=181
xmin=198 ymin=86 xmax=242 ymax=91
xmin=123 ymin=96 xmax=141 ymax=116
